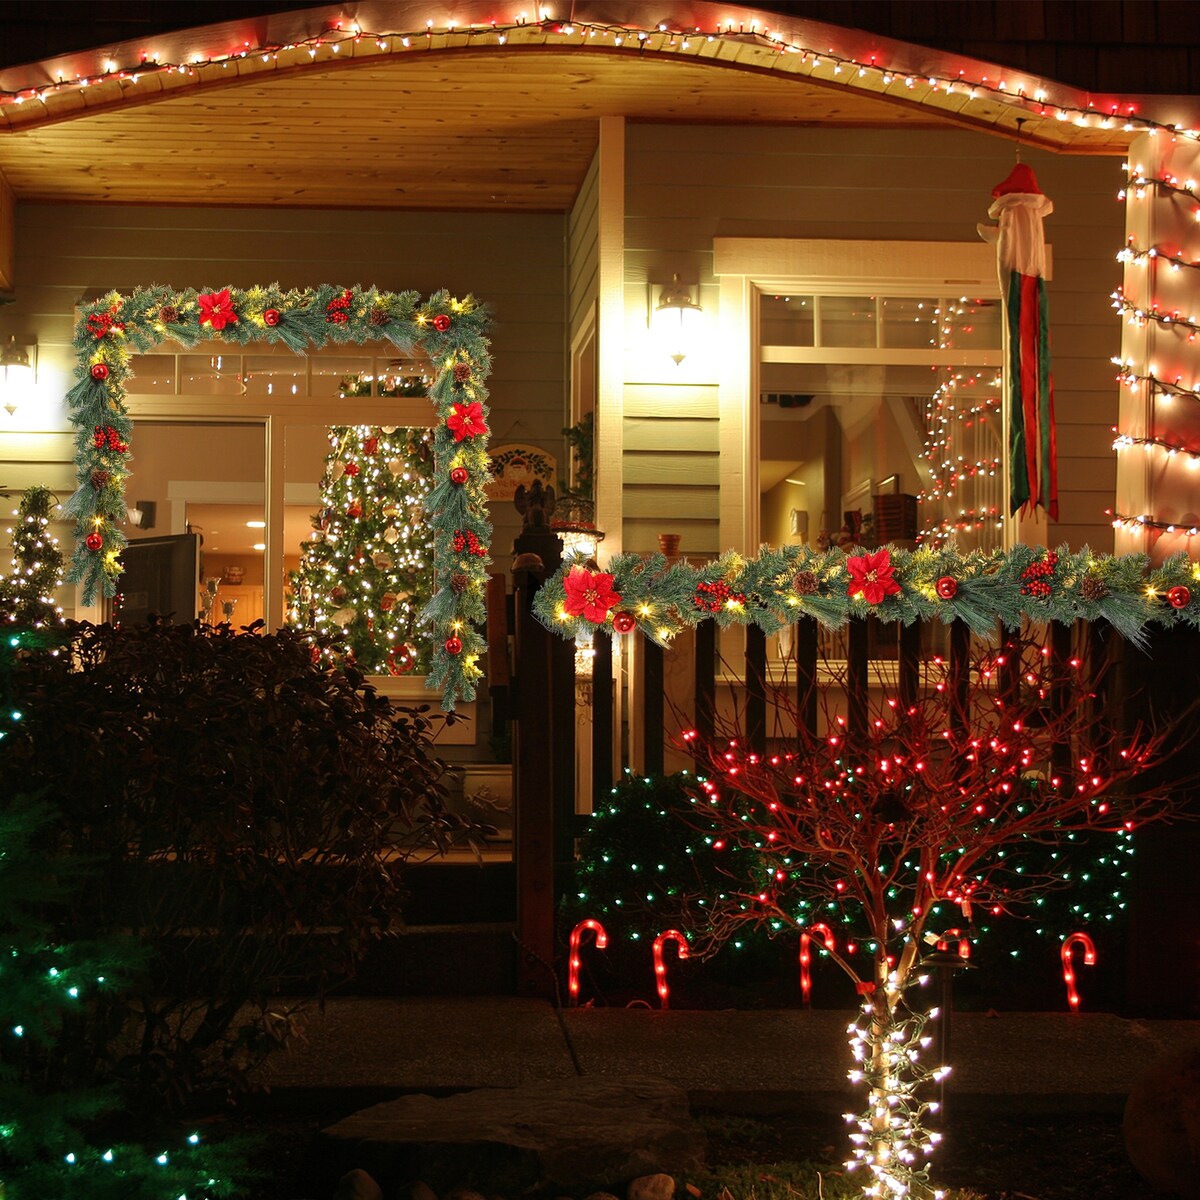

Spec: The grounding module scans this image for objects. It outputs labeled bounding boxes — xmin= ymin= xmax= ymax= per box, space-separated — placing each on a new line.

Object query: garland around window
xmin=66 ymin=284 xmax=492 ymax=710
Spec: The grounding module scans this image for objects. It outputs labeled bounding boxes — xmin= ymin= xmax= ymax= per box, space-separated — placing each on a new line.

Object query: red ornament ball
xmin=935 ymin=576 xmax=958 ymax=600
xmin=90 ymin=362 xmax=110 ymax=381
xmin=444 ymin=635 xmax=463 ymax=656
xmin=263 ymin=308 xmax=281 ymax=327
xmin=85 ymin=531 xmax=103 ymax=551
xmin=1168 ymin=585 xmax=1192 ymax=610
xmin=344 ymin=462 xmax=360 ymax=477
xmin=450 ymin=466 xmax=469 ymax=485
xmin=432 ymin=314 xmax=451 ymax=332
xmin=612 ymin=611 xmax=637 ymax=634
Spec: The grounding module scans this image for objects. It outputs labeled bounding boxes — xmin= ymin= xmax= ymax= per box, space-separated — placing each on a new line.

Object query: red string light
xmin=567 ymin=918 xmax=607 ymax=1006
xmin=1060 ymin=931 xmax=1096 ymax=1011
xmin=799 ymin=922 xmax=836 ymax=1006
xmin=652 ymin=929 xmax=689 ymax=1009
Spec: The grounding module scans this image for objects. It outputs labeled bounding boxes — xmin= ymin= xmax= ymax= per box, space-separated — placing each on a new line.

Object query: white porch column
xmin=1115 ymin=134 xmax=1200 ymax=564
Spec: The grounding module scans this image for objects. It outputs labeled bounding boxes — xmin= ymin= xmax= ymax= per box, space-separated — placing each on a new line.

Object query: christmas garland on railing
xmin=534 ymin=543 xmax=1200 ymax=647
xmin=66 ymin=283 xmax=492 ymax=710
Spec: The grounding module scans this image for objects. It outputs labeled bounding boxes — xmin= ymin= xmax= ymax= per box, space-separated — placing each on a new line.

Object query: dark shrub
xmin=0 ymin=620 xmax=465 ymax=1106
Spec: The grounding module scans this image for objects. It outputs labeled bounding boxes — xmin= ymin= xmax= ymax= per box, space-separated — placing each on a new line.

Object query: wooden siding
xmin=0 ymin=168 xmax=12 ymax=292
xmin=567 ymin=150 xmax=600 ymax=343
xmin=0 ymin=202 xmax=567 ymax=614
xmin=624 ymin=124 xmax=1125 ymax=557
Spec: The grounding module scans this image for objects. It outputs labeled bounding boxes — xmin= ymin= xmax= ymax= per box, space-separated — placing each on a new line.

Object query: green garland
xmin=65 ymin=284 xmax=492 ymax=710
xmin=534 ymin=542 xmax=1200 ymax=645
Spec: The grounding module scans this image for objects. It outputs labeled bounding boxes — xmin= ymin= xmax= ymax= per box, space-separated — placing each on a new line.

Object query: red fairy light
xmin=1061 ymin=931 xmax=1097 ymax=1011
xmin=567 ymin=919 xmax=608 ymax=1005
xmin=653 ymin=930 xmax=689 ymax=1009
xmin=936 ymin=929 xmax=972 ymax=960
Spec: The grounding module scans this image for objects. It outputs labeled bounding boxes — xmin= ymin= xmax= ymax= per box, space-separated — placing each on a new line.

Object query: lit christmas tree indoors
xmin=0 ymin=486 xmax=65 ymax=630
xmin=290 ymin=414 xmax=436 ymax=674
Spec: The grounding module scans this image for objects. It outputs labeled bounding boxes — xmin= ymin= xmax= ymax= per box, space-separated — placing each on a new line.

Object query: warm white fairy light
xmin=0 ymin=14 xmax=1191 ymax=146
xmin=843 ymin=971 xmax=947 ymax=1198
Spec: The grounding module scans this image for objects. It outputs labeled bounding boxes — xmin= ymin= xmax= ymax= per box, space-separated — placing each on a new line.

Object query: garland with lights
xmin=1119 ymin=170 xmax=1200 ymax=211
xmin=65 ymin=285 xmax=491 ymax=709
xmin=0 ymin=14 xmax=1191 ymax=146
xmin=534 ymin=543 xmax=1200 ymax=651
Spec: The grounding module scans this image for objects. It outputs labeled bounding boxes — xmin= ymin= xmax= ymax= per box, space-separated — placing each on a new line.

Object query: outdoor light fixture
xmin=1 ymin=335 xmax=35 ymax=416
xmin=652 ymin=275 xmax=703 ymax=366
xmin=556 ymin=525 xmax=605 ymax=561
xmin=127 ymin=500 xmax=157 ymax=530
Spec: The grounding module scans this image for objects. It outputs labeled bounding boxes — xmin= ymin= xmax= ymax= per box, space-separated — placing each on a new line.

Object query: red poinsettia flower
xmin=846 ymin=548 xmax=901 ymax=605
xmin=446 ymin=401 xmax=488 ymax=442
xmin=198 ymin=289 xmax=238 ymax=330
xmin=562 ymin=565 xmax=622 ymax=624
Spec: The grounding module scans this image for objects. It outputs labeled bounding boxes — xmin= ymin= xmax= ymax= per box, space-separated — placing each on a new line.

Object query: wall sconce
xmin=127 ymin=500 xmax=157 ymax=530
xmin=651 ymin=275 xmax=703 ymax=366
xmin=1 ymin=335 xmax=36 ymax=416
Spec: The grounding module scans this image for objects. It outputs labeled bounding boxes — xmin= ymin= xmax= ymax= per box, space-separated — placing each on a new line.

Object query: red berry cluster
xmin=1019 ymin=550 xmax=1059 ymax=598
xmin=93 ymin=425 xmax=127 ymax=453
xmin=86 ymin=309 xmax=124 ymax=338
xmin=693 ymin=579 xmax=746 ymax=612
xmin=326 ymin=288 xmax=353 ymax=324
xmin=452 ymin=529 xmax=487 ymax=557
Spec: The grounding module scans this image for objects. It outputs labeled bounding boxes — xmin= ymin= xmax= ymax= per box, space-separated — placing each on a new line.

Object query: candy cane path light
xmin=1061 ymin=931 xmax=1097 ymax=1011
xmin=800 ymin=923 xmax=836 ymax=1006
xmin=935 ymin=928 xmax=973 ymax=960
xmin=653 ymin=929 xmax=689 ymax=1009
xmin=567 ymin=919 xmax=607 ymax=1006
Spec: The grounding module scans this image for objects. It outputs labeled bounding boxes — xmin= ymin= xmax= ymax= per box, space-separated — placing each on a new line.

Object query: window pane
xmin=177 ymin=354 xmax=244 ymax=395
xmin=818 ymin=295 xmax=877 ymax=348
xmin=760 ymin=294 xmax=815 ymax=347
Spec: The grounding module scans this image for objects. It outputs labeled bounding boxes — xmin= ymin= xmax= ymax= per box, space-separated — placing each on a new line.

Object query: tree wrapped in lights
xmin=679 ymin=629 xmax=1183 ymax=1200
xmin=0 ymin=486 xmax=65 ymax=630
xmin=290 ymin=416 xmax=435 ymax=674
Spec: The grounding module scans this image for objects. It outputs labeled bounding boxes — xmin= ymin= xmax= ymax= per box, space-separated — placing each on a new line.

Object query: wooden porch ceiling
xmin=0 ymin=2 xmax=1180 ymax=213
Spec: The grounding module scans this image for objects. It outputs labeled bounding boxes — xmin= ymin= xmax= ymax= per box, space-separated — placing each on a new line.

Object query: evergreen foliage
xmin=0 ymin=487 xmax=64 ymax=631
xmin=0 ymin=787 xmax=245 ymax=1198
xmin=290 ymin=403 xmax=436 ymax=673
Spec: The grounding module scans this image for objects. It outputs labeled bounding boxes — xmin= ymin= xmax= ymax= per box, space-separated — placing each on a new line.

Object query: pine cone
xmin=450 ymin=572 xmax=470 ymax=594
xmin=1081 ymin=575 xmax=1108 ymax=601
xmin=368 ymin=309 xmax=391 ymax=327
xmin=159 ymin=304 xmax=179 ymax=324
xmin=792 ymin=570 xmax=819 ymax=596
xmin=453 ymin=362 xmax=472 ymax=383
xmin=90 ymin=469 xmax=110 ymax=490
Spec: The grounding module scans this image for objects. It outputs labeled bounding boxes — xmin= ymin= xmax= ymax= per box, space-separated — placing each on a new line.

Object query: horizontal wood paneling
xmin=568 ymin=149 xmax=600 ymax=339
xmin=624 ymin=417 xmax=718 ymax=452
xmin=623 ymin=451 xmax=719 ymax=486
xmin=622 ymin=383 xmax=718 ymax=419
xmin=623 ymin=484 xmax=719 ymax=520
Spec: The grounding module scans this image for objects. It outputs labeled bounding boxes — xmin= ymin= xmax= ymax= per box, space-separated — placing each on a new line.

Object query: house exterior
xmin=2 ymin=1 xmax=1199 ymax=1005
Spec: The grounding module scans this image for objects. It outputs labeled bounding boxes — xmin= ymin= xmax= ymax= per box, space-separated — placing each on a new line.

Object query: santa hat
xmin=992 ymin=161 xmax=1043 ymax=198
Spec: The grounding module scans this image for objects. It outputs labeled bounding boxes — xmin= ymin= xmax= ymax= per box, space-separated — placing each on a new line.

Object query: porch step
xmin=353 ymin=922 xmax=518 ymax=995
